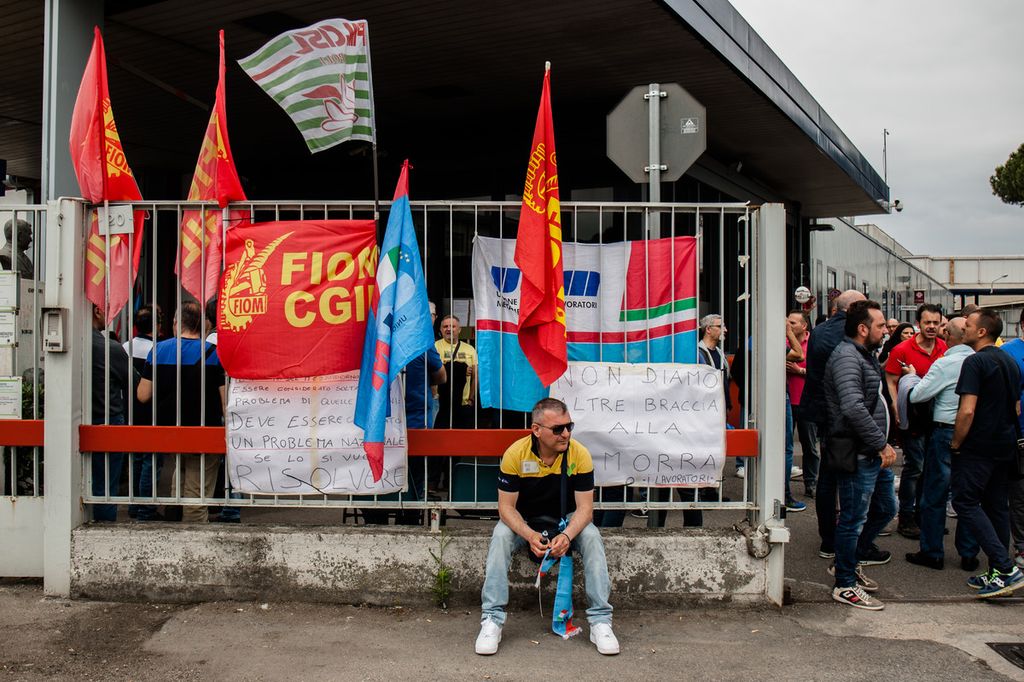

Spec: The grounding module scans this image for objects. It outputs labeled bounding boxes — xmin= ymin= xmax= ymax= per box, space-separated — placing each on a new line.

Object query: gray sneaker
xmin=828 ymin=563 xmax=879 ymax=592
xmin=832 ymin=585 xmax=884 ymax=610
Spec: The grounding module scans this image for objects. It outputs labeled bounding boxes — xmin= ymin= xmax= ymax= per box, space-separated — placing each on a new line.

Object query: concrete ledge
xmin=71 ymin=524 xmax=767 ymax=607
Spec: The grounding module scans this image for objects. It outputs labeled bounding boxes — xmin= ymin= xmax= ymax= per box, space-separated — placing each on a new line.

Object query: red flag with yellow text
xmin=178 ymin=30 xmax=248 ymax=303
xmin=216 ymin=219 xmax=378 ymax=378
xmin=514 ymin=66 xmax=567 ymax=386
xmin=68 ymin=26 xmax=146 ymax=325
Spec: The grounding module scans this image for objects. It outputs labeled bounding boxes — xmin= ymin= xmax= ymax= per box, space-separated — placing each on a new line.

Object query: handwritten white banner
xmin=549 ymin=362 xmax=726 ymax=487
xmin=226 ymin=372 xmax=407 ymax=495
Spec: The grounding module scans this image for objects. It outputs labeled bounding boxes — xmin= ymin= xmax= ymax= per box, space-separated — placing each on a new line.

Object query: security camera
xmin=893 ymin=199 xmax=903 ymax=213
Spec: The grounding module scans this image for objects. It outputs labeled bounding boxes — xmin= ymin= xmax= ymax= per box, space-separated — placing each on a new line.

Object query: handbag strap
xmin=560 ymin=444 xmax=569 ymax=520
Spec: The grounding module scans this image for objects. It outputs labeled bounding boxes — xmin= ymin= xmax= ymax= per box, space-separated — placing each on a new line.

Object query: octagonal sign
xmin=607 ymin=83 xmax=707 ymax=183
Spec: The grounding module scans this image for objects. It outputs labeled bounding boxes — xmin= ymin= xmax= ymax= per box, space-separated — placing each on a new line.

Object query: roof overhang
xmin=1 ymin=0 xmax=887 ymax=217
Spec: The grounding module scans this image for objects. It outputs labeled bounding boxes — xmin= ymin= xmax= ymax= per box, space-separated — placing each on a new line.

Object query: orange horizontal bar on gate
xmin=69 ymin=425 xmax=757 ymax=458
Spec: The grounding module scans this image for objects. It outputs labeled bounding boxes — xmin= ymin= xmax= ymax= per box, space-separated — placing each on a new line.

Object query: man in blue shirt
xmin=999 ymin=309 xmax=1024 ymax=570
xmin=905 ymin=317 xmax=978 ymax=570
xmin=137 ymin=301 xmax=225 ymax=523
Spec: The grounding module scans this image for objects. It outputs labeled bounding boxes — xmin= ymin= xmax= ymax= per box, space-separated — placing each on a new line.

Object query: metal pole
xmin=42 ymin=198 xmax=88 ymax=597
xmin=754 ymin=203 xmax=788 ymax=606
xmin=645 ymin=83 xmax=665 ymax=238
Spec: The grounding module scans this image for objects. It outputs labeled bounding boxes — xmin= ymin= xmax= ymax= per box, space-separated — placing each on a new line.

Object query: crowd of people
xmin=84 ymin=285 xmax=1024 ymax=641
xmin=790 ymin=292 xmax=1024 ymax=608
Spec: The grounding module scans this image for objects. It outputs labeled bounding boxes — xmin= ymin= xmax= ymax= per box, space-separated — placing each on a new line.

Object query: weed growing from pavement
xmin=428 ymin=529 xmax=453 ymax=609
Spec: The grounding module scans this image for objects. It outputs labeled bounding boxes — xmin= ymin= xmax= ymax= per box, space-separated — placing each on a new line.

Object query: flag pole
xmin=364 ymin=20 xmax=381 ymax=236
xmin=372 ymin=142 xmax=381 ymax=235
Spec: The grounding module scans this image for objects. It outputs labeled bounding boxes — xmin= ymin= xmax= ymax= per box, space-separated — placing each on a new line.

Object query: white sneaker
xmin=589 ymin=622 xmax=620 ymax=655
xmin=790 ymin=466 xmax=803 ymax=480
xmin=735 ymin=467 xmax=746 ymax=479
xmin=475 ymin=618 xmax=502 ymax=655
xmin=946 ymin=501 xmax=957 ymax=518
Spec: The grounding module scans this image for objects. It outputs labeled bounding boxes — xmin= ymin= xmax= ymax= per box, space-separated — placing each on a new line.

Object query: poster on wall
xmin=226 ymin=371 xmax=407 ymax=495
xmin=548 ymin=362 xmax=725 ymax=487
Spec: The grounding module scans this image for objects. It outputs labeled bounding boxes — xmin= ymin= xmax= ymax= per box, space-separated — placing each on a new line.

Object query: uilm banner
xmin=217 ymin=219 xmax=377 ymax=379
xmin=473 ymin=236 xmax=698 ymax=411
xmin=226 ymin=372 xmax=407 ymax=495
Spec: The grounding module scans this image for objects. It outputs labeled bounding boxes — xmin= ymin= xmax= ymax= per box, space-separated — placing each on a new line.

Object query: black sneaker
xmin=818 ymin=544 xmax=836 ymax=559
xmin=857 ymin=547 xmax=892 ymax=566
xmin=905 ymin=551 xmax=944 ymax=570
xmin=961 ymin=556 xmax=980 ymax=572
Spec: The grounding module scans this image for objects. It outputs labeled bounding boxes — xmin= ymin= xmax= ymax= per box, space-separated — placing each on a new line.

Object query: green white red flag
xmin=238 ymin=19 xmax=375 ymax=153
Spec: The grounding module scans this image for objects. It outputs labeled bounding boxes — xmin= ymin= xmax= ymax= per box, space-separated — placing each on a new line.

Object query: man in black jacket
xmin=802 ymin=290 xmax=864 ymax=558
xmin=823 ymin=300 xmax=898 ymax=610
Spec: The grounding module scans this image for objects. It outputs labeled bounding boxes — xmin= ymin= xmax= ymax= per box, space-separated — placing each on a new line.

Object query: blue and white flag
xmin=355 ymin=160 xmax=434 ymax=481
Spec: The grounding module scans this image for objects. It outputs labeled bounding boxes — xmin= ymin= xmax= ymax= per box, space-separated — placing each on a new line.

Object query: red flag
xmin=69 ymin=27 xmax=146 ymax=326
xmin=178 ymin=30 xmax=248 ymax=303
xmin=216 ymin=219 xmax=378 ymax=379
xmin=514 ymin=65 xmax=567 ymax=386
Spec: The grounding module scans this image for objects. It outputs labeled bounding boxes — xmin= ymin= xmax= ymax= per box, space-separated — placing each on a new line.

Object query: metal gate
xmin=0 ymin=202 xmax=45 ymax=577
xmin=1 ymin=198 xmax=788 ymax=603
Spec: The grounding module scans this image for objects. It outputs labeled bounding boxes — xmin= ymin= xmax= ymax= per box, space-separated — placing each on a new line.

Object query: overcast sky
xmin=729 ymin=0 xmax=1024 ymax=256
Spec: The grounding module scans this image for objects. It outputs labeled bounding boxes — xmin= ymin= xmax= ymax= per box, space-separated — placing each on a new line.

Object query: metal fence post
xmin=753 ymin=203 xmax=787 ymax=606
xmin=42 ymin=198 xmax=87 ymax=597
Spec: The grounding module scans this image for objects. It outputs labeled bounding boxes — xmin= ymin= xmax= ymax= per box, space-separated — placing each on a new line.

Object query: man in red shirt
xmin=884 ymin=303 xmax=947 ymax=539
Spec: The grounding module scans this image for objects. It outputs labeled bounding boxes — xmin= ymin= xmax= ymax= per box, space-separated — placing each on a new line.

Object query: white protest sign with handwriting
xmin=549 ymin=362 xmax=725 ymax=487
xmin=226 ymin=372 xmax=407 ymax=495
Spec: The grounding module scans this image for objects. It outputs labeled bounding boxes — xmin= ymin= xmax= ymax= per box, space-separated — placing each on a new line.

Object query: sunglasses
xmin=535 ymin=421 xmax=574 ymax=435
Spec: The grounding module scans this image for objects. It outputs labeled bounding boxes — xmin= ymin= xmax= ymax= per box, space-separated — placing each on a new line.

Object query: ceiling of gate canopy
xmin=0 ymin=0 xmax=887 ymax=217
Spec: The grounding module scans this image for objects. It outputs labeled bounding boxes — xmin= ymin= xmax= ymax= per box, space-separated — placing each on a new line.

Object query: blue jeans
xmin=129 ymin=453 xmax=162 ymax=520
xmin=785 ymin=394 xmax=794 ymax=502
xmin=481 ymin=517 xmax=612 ymax=626
xmin=91 ymin=413 xmax=125 ymax=522
xmin=833 ymin=457 xmax=898 ymax=587
xmin=898 ymin=433 xmax=926 ymax=517
xmin=919 ymin=426 xmax=978 ymax=560
xmin=951 ymin=447 xmax=1014 ymax=574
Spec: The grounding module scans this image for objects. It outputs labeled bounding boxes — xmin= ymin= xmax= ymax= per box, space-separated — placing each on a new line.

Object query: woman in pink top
xmin=787 ymin=310 xmax=819 ymax=497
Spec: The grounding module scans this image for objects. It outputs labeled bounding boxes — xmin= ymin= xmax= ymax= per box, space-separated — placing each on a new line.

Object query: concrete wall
xmin=70 ymin=525 xmax=767 ymax=607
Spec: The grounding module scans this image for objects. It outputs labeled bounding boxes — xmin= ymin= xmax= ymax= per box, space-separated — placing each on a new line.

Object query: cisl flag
xmin=216 ymin=220 xmax=377 ymax=379
xmin=238 ymin=19 xmax=375 ymax=153
xmin=177 ymin=30 xmax=248 ymax=303
xmin=68 ymin=26 xmax=146 ymax=326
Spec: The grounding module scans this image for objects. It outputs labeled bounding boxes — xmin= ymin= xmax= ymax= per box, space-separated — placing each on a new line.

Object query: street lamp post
xmin=989 ymin=273 xmax=1009 ymax=294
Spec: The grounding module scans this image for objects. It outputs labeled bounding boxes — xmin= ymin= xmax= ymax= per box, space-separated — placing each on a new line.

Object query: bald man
xmin=904 ymin=316 xmax=978 ymax=570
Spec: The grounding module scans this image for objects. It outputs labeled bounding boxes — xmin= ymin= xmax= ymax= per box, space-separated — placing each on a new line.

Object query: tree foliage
xmin=990 ymin=143 xmax=1024 ymax=207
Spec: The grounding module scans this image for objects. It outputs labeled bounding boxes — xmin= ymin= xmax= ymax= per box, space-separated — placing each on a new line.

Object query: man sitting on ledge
xmin=475 ymin=398 xmax=618 ymax=656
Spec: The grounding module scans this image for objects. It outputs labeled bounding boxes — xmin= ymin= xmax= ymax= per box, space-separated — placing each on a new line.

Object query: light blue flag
xmin=355 ymin=160 xmax=434 ymax=481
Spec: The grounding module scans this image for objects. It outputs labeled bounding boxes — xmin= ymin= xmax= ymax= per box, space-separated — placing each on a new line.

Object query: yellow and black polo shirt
xmin=497 ymin=435 xmax=595 ymax=519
